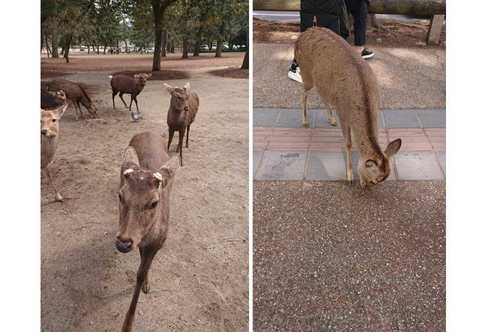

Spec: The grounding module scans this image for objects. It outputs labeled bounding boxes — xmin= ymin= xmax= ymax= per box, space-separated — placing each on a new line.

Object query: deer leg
xmin=45 ymin=167 xmax=63 ymax=202
xmin=134 ymin=96 xmax=139 ymax=113
xmin=121 ymin=250 xmax=155 ymax=332
xmin=343 ymin=127 xmax=353 ymax=184
xmin=186 ymin=125 xmax=190 ymax=148
xmin=325 ymin=104 xmax=337 ymax=127
xmin=168 ymin=127 xmax=174 ymax=151
xmin=301 ymin=90 xmax=309 ymax=128
xmin=119 ymin=93 xmax=128 ymax=108
xmin=178 ymin=128 xmax=185 ymax=166
xmin=112 ymin=91 xmax=117 ymax=109
xmin=140 ymin=247 xmax=152 ymax=294
xmin=77 ymin=102 xmax=85 ymax=119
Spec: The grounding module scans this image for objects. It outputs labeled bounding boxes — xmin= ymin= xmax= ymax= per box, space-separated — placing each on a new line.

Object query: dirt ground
xmin=254 ymin=18 xmax=446 ymax=47
xmin=41 ymin=53 xmax=248 ymax=331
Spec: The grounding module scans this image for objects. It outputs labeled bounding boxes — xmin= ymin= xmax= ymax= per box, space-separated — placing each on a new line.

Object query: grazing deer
xmin=110 ymin=73 xmax=152 ymax=121
xmin=295 ymin=27 xmax=402 ymax=187
xmin=41 ymin=92 xmax=68 ymax=201
xmin=164 ymin=82 xmax=200 ymax=166
xmin=44 ymin=79 xmax=97 ymax=120
xmin=116 ymin=131 xmax=180 ymax=332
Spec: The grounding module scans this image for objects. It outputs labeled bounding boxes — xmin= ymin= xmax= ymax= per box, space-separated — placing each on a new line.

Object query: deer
xmin=110 ymin=73 xmax=152 ymax=121
xmin=164 ymin=82 xmax=200 ymax=166
xmin=116 ymin=131 xmax=180 ymax=332
xmin=41 ymin=91 xmax=68 ymax=202
xmin=295 ymin=27 xmax=402 ymax=188
xmin=43 ymin=79 xmax=97 ymax=120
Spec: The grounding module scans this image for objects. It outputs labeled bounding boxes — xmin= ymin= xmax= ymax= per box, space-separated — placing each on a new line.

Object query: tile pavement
xmin=253 ymin=108 xmax=445 ymax=181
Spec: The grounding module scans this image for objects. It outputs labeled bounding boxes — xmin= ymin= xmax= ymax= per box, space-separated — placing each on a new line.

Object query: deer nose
xmin=115 ymin=238 xmax=133 ymax=253
xmin=41 ymin=129 xmax=47 ymax=136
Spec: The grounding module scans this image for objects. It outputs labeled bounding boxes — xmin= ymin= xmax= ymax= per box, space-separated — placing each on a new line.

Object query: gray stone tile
xmin=378 ymin=111 xmax=386 ymax=128
xmin=383 ymin=109 xmax=421 ymax=128
xmin=312 ymin=109 xmax=339 ymax=128
xmin=436 ymin=152 xmax=446 ymax=176
xmin=256 ymin=151 xmax=306 ymax=180
xmin=306 ymin=152 xmax=345 ymax=180
xmin=253 ymin=151 xmax=264 ymax=176
xmin=276 ymin=109 xmax=314 ymax=128
xmin=395 ymin=152 xmax=444 ymax=180
xmin=417 ymin=109 xmax=446 ymax=128
xmin=253 ymin=109 xmax=279 ymax=127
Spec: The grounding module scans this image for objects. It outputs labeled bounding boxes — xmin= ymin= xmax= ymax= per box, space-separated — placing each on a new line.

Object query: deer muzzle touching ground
xmin=41 ymin=97 xmax=68 ymax=202
xmin=295 ymin=27 xmax=402 ymax=187
xmin=116 ymin=132 xmax=179 ymax=332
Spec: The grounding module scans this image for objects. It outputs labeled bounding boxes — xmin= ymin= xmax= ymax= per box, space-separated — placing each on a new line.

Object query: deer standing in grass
xmin=116 ymin=131 xmax=179 ymax=332
xmin=164 ymin=82 xmax=200 ymax=166
xmin=41 ymin=91 xmax=68 ymax=201
xmin=295 ymin=27 xmax=402 ymax=187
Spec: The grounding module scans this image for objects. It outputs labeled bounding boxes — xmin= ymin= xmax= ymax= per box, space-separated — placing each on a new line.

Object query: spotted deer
xmin=116 ymin=131 xmax=180 ymax=332
xmin=295 ymin=27 xmax=401 ymax=187
xmin=41 ymin=91 xmax=68 ymax=201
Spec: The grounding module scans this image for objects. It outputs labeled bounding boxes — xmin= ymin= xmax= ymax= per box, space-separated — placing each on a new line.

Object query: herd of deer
xmin=40 ymin=27 xmax=402 ymax=331
xmin=41 ymin=72 xmax=199 ymax=331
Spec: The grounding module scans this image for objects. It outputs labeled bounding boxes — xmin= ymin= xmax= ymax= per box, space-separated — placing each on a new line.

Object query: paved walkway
xmin=253 ymin=108 xmax=445 ymax=181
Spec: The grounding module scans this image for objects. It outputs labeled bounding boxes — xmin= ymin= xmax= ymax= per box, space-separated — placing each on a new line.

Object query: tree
xmin=151 ymin=0 xmax=177 ymax=71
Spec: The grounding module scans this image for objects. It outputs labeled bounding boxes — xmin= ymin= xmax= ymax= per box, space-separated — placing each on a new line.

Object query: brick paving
xmin=253 ymin=108 xmax=445 ymax=181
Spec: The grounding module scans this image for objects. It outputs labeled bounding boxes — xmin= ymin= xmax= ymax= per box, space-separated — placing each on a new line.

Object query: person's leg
xmin=350 ymin=0 xmax=375 ymax=59
xmin=289 ymin=13 xmax=315 ymax=82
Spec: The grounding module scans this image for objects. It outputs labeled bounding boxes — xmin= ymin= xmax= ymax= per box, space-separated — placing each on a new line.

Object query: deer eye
xmin=147 ymin=201 xmax=158 ymax=210
xmin=52 ymin=119 xmax=57 ymax=122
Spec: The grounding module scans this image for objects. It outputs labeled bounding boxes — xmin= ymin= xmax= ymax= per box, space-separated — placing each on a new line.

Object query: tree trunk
xmin=103 ymin=44 xmax=107 ymax=54
xmin=182 ymin=37 xmax=188 ymax=59
xmin=51 ymin=1 xmax=59 ymax=58
xmin=228 ymin=39 xmax=233 ymax=51
xmin=87 ymin=45 xmax=90 ymax=54
xmin=241 ymin=50 xmax=248 ymax=69
xmin=208 ymin=40 xmax=213 ymax=51
xmin=215 ymin=39 xmax=223 ymax=58
xmin=151 ymin=0 xmax=176 ymax=71
xmin=44 ymin=34 xmax=51 ymax=58
xmin=193 ymin=28 xmax=202 ymax=56
xmin=168 ymin=41 xmax=174 ymax=53
xmin=97 ymin=45 xmax=100 ymax=54
xmin=124 ymin=40 xmax=129 ymax=53
xmin=63 ymin=34 xmax=73 ymax=64
xmin=253 ymin=0 xmax=445 ymax=16
xmin=161 ymin=30 xmax=167 ymax=57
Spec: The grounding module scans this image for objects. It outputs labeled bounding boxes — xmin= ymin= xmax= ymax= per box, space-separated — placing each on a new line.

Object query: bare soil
xmin=41 ymin=54 xmax=248 ymax=331
xmin=253 ymin=18 xmax=446 ymax=48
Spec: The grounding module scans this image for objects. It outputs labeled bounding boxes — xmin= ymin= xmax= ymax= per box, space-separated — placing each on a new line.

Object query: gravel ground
xmin=254 ymin=180 xmax=445 ymax=331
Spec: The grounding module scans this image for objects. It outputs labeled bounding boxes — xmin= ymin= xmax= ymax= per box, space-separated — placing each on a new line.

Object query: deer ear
xmin=158 ymin=156 xmax=180 ymax=188
xmin=385 ymin=139 xmax=402 ymax=157
xmin=54 ymin=102 xmax=68 ymax=118
xmin=183 ymin=82 xmax=190 ymax=93
xmin=365 ymin=159 xmax=377 ymax=168
xmin=164 ymin=83 xmax=175 ymax=94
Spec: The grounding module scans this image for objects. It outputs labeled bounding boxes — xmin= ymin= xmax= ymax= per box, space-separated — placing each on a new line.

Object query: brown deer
xmin=116 ymin=131 xmax=180 ymax=332
xmin=164 ymin=82 xmax=200 ymax=166
xmin=43 ymin=79 xmax=97 ymax=120
xmin=41 ymin=92 xmax=68 ymax=202
xmin=295 ymin=27 xmax=402 ymax=187
xmin=110 ymin=73 xmax=152 ymax=121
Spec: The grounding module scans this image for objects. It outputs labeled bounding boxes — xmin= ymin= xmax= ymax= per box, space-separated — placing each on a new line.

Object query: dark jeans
xmin=345 ymin=0 xmax=369 ymax=46
xmin=300 ymin=12 xmax=349 ymax=39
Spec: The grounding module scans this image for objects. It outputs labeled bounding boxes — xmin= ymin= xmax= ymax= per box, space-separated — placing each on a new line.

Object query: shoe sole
xmin=362 ymin=53 xmax=375 ymax=60
xmin=288 ymin=72 xmax=303 ymax=83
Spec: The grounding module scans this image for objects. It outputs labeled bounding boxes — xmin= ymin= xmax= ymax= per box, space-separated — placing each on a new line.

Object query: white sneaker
xmin=288 ymin=67 xmax=303 ymax=83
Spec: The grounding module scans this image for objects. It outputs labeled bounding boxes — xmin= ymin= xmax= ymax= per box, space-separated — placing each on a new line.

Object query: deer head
xmin=41 ymin=100 xmax=68 ymax=138
xmin=358 ymin=139 xmax=402 ymax=188
xmin=116 ymin=157 xmax=179 ymax=253
xmin=164 ymin=82 xmax=191 ymax=112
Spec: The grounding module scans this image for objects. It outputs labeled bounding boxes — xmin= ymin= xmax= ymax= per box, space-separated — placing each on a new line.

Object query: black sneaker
xmin=361 ymin=48 xmax=375 ymax=60
xmin=288 ymin=62 xmax=303 ymax=83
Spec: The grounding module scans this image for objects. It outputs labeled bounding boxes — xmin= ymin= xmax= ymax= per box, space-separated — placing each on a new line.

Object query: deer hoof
xmin=329 ymin=118 xmax=337 ymax=127
xmin=142 ymin=282 xmax=150 ymax=294
xmin=302 ymin=122 xmax=309 ymax=128
xmin=55 ymin=193 xmax=64 ymax=202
